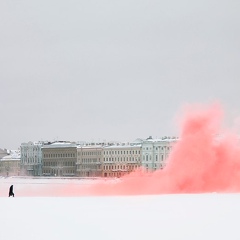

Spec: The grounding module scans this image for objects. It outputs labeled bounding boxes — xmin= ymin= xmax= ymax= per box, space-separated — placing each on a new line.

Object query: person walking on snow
xmin=9 ymin=185 xmax=14 ymax=197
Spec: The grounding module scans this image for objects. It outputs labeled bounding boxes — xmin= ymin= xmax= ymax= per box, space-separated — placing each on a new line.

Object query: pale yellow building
xmin=76 ymin=146 xmax=102 ymax=177
xmin=102 ymin=144 xmax=142 ymax=177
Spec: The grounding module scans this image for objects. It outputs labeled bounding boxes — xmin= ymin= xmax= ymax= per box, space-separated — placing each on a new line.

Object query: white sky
xmin=1 ymin=0 xmax=240 ymax=149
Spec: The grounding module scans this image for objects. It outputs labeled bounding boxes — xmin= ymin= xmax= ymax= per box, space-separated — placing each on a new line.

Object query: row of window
xmin=104 ymin=165 xmax=138 ymax=171
xmin=145 ymin=164 xmax=162 ymax=168
xmin=80 ymin=158 xmax=100 ymax=163
xmin=0 ymin=164 xmax=20 ymax=169
xmin=22 ymin=159 xmax=41 ymax=164
xmin=21 ymin=147 xmax=41 ymax=152
xmin=22 ymin=155 xmax=41 ymax=157
xmin=143 ymin=147 xmax=171 ymax=151
xmin=104 ymin=157 xmax=140 ymax=162
xmin=104 ymin=172 xmax=125 ymax=177
xmin=77 ymin=165 xmax=101 ymax=170
xmin=79 ymin=172 xmax=102 ymax=177
xmin=104 ymin=150 xmax=140 ymax=155
xmin=43 ymin=161 xmax=75 ymax=167
xmin=43 ymin=153 xmax=76 ymax=158
xmin=43 ymin=169 xmax=75 ymax=174
xmin=77 ymin=151 xmax=101 ymax=156
xmin=142 ymin=155 xmax=164 ymax=161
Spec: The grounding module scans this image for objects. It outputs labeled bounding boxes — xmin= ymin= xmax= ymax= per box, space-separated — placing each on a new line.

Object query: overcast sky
xmin=1 ymin=0 xmax=240 ymax=149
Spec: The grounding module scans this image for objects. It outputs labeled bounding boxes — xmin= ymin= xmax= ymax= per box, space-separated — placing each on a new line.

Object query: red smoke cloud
xmin=3 ymin=103 xmax=240 ymax=197
xmin=86 ymin=103 xmax=240 ymax=195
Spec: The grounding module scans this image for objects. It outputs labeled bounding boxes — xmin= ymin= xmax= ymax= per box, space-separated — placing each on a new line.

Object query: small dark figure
xmin=9 ymin=185 xmax=14 ymax=197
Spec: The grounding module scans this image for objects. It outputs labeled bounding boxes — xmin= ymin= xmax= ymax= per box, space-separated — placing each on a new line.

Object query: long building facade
xmin=18 ymin=137 xmax=177 ymax=177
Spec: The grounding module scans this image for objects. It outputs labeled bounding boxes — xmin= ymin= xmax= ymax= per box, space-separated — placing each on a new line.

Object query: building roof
xmin=77 ymin=145 xmax=103 ymax=149
xmin=42 ymin=142 xmax=76 ymax=149
xmin=143 ymin=138 xmax=178 ymax=143
xmin=21 ymin=141 xmax=50 ymax=146
xmin=1 ymin=156 xmax=20 ymax=161
xmin=104 ymin=144 xmax=142 ymax=149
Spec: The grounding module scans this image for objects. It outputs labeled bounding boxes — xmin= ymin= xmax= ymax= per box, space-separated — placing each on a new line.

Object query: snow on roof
xmin=143 ymin=138 xmax=178 ymax=143
xmin=77 ymin=145 xmax=103 ymax=149
xmin=51 ymin=142 xmax=72 ymax=145
xmin=104 ymin=144 xmax=142 ymax=149
xmin=42 ymin=142 xmax=76 ymax=149
xmin=21 ymin=141 xmax=48 ymax=146
xmin=1 ymin=154 xmax=20 ymax=161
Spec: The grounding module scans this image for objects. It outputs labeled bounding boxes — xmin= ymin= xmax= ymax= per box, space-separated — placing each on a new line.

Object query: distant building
xmin=19 ymin=136 xmax=178 ymax=177
xmin=20 ymin=141 xmax=49 ymax=176
xmin=102 ymin=144 xmax=142 ymax=177
xmin=141 ymin=136 xmax=177 ymax=171
xmin=0 ymin=150 xmax=20 ymax=177
xmin=42 ymin=142 xmax=77 ymax=177
xmin=76 ymin=145 xmax=102 ymax=177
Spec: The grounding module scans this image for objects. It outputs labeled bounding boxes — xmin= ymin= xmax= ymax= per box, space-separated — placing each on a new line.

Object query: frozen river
xmin=1 ymin=177 xmax=240 ymax=240
xmin=0 ymin=176 xmax=117 ymax=197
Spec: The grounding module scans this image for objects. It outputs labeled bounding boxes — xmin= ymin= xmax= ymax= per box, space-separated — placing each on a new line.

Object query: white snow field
xmin=1 ymin=177 xmax=240 ymax=240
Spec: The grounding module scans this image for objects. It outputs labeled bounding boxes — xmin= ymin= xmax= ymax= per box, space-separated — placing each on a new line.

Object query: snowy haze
xmin=1 ymin=0 xmax=240 ymax=149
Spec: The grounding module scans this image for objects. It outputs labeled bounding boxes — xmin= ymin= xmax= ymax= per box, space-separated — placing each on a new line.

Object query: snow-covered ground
xmin=1 ymin=177 xmax=240 ymax=240
xmin=0 ymin=176 xmax=120 ymax=197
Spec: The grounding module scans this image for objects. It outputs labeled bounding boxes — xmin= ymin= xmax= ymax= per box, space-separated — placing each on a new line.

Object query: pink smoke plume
xmin=85 ymin=103 xmax=240 ymax=195
xmin=3 ymin=103 xmax=240 ymax=197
